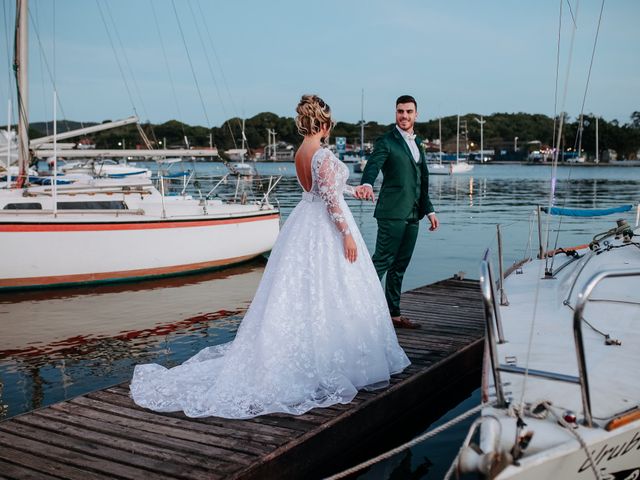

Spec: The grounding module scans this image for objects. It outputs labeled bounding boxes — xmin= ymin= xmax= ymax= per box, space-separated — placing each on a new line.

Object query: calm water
xmin=1 ymin=162 xmax=639 ymax=478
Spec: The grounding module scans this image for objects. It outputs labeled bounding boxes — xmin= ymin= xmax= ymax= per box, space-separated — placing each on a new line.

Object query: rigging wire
xmin=565 ymin=0 xmax=578 ymax=28
xmin=543 ymin=0 xmax=580 ymax=274
xmin=170 ymin=0 xmax=211 ymax=128
xmin=149 ymin=0 xmax=187 ymax=142
xmin=195 ymin=0 xmax=250 ymax=149
xmin=3 ymin=0 xmax=15 ymax=123
xmin=34 ymin=1 xmax=49 ymax=135
xmin=196 ymin=0 xmax=240 ymax=121
xmin=549 ymin=0 xmax=606 ymax=275
xmin=525 ymin=0 xmax=581 ymax=417
xmin=551 ymin=0 xmax=562 ymax=152
xmin=103 ymin=1 xmax=151 ymax=125
xmin=574 ymin=0 xmax=606 ymax=156
xmin=187 ymin=0 xmax=237 ymax=148
xmin=95 ymin=0 xmax=139 ymax=118
xmin=26 ymin=6 xmax=71 ymax=132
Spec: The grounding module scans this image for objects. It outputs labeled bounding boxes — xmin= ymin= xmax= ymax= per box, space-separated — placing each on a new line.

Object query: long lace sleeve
xmin=343 ymin=184 xmax=356 ymax=197
xmin=314 ymin=151 xmax=351 ymax=237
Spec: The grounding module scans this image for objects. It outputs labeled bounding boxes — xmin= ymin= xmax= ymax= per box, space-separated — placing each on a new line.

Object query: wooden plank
xmin=0 ymin=431 xmax=145 ymax=480
xmin=8 ymin=416 xmax=222 ymax=480
xmin=94 ymin=388 xmax=303 ymax=439
xmin=0 ymin=445 xmax=111 ymax=480
xmin=70 ymin=395 xmax=288 ymax=447
xmin=38 ymin=404 xmax=257 ymax=466
xmin=0 ymin=420 xmax=205 ymax=480
xmin=0 ymin=459 xmax=62 ymax=480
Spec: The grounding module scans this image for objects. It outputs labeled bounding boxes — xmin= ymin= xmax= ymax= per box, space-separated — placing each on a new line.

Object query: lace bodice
xmin=307 ymin=148 xmax=355 ymax=237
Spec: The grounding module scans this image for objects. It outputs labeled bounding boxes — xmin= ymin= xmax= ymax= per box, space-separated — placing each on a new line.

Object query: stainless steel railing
xmin=572 ymin=268 xmax=640 ymax=427
xmin=480 ymin=258 xmax=640 ymax=426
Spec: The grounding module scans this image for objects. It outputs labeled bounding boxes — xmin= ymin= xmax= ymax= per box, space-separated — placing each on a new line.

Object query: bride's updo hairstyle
xmin=295 ymin=94 xmax=332 ymax=138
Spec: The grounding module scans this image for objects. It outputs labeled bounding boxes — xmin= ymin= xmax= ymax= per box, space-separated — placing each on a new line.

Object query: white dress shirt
xmin=396 ymin=125 xmax=420 ymax=163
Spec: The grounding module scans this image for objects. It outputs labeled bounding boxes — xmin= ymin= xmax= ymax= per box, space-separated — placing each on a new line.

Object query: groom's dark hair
xmin=396 ymin=95 xmax=417 ymax=108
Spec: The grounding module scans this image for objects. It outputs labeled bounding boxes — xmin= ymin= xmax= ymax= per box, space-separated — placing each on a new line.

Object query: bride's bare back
xmin=294 ymin=142 xmax=320 ymax=192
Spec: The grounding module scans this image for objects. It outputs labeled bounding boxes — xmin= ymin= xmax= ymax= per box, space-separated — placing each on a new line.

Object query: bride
xmin=130 ymin=95 xmax=410 ymax=419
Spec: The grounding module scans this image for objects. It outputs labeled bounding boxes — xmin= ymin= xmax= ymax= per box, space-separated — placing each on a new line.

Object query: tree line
xmin=28 ymin=110 xmax=640 ymax=159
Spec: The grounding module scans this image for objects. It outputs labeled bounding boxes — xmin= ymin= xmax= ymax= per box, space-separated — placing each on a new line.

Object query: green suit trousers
xmin=372 ymin=212 xmax=420 ymax=317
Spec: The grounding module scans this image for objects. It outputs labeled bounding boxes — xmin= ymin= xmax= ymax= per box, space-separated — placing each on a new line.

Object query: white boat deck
xmin=495 ymin=227 xmax=640 ymax=422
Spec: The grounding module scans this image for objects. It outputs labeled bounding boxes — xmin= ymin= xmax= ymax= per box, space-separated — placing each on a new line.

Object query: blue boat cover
xmin=541 ymin=204 xmax=633 ymax=217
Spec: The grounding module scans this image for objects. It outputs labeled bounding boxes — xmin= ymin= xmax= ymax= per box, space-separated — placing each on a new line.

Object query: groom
xmin=355 ymin=95 xmax=439 ymax=329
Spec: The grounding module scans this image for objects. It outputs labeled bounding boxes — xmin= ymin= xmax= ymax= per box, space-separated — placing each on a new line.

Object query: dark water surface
xmin=1 ymin=162 xmax=638 ymax=478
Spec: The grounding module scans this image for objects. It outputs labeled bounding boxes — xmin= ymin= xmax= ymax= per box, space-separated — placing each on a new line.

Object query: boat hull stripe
xmin=0 ymin=253 xmax=260 ymax=288
xmin=0 ymin=212 xmax=279 ymax=232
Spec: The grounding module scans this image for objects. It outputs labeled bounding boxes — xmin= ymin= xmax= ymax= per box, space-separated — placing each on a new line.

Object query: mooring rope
xmin=324 ymin=403 xmax=486 ymax=480
xmin=542 ymin=401 xmax=603 ymax=480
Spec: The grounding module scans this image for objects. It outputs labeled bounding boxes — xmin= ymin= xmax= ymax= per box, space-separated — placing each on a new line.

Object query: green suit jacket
xmin=360 ymin=128 xmax=435 ymax=220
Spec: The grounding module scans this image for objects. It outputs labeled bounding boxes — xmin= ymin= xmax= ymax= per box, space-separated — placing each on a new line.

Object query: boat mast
xmin=456 ymin=114 xmax=460 ymax=162
xmin=438 ymin=117 xmax=442 ymax=164
xmin=241 ymin=118 xmax=246 ymax=163
xmin=15 ymin=0 xmax=29 ymax=187
xmin=360 ymin=89 xmax=364 ymax=155
xmin=595 ymin=115 xmax=599 ymax=163
xmin=5 ymin=101 xmax=10 ymax=186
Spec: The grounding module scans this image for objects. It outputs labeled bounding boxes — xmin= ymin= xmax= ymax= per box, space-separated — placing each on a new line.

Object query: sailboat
xmin=451 ymin=114 xmax=474 ymax=174
xmin=0 ymin=0 xmax=280 ymax=291
xmin=352 ymin=89 xmax=368 ymax=174
xmin=427 ymin=117 xmax=449 ymax=175
xmin=455 ymin=4 xmax=639 ymax=476
xmin=457 ymin=206 xmax=640 ymax=479
xmin=227 ymin=118 xmax=257 ymax=176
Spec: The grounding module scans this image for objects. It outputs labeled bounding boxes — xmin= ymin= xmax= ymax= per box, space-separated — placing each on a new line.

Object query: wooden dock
xmin=0 ymin=278 xmax=485 ymax=480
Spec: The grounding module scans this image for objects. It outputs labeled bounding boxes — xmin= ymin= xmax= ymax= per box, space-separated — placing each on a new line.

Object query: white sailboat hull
xmin=0 ymin=213 xmax=279 ymax=289
xmin=450 ymin=161 xmax=474 ymax=174
xmin=0 ymin=181 xmax=280 ymax=289
xmin=427 ymin=163 xmax=449 ymax=175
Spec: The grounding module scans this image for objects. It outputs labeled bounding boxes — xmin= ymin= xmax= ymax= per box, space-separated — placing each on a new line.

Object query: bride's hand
xmin=343 ymin=234 xmax=357 ymax=263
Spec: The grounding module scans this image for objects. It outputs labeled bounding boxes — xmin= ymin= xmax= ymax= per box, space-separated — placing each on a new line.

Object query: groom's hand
xmin=427 ymin=213 xmax=439 ymax=231
xmin=355 ymin=185 xmax=375 ymax=201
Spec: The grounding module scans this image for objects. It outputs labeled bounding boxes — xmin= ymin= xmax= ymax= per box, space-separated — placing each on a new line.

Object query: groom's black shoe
xmin=392 ymin=316 xmax=421 ymax=329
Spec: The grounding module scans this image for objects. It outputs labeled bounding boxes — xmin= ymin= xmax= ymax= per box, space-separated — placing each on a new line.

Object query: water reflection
xmin=0 ymin=260 xmax=266 ymax=418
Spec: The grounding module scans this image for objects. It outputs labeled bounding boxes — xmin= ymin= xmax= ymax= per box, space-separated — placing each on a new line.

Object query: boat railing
xmin=480 ymin=253 xmax=507 ymax=407
xmin=0 ymin=208 xmax=145 ymax=216
xmin=481 ymin=256 xmax=640 ymax=426
xmin=158 ymin=174 xmax=282 ymax=207
xmin=572 ymin=268 xmax=640 ymax=427
xmin=481 ymin=257 xmax=584 ymax=410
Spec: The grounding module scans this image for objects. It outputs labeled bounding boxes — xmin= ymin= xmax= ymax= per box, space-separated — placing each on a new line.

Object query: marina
xmin=1 ymin=163 xmax=639 ymax=478
xmin=0 ymin=277 xmax=484 ymax=479
xmin=1 ymin=0 xmax=639 ymax=478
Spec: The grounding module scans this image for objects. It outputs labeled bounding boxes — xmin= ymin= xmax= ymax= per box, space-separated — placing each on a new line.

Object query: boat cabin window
xmin=3 ymin=202 xmax=43 ymax=210
xmin=57 ymin=201 xmax=128 ymax=210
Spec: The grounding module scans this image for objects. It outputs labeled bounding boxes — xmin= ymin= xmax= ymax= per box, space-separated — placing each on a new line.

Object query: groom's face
xmin=396 ymin=102 xmax=417 ymax=132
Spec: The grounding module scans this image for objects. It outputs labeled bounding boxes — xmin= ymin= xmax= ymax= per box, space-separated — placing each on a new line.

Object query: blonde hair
xmin=295 ymin=94 xmax=332 ymax=137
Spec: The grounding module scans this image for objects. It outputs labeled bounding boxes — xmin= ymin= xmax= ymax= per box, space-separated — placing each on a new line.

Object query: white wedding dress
xmin=130 ymin=148 xmax=410 ymax=418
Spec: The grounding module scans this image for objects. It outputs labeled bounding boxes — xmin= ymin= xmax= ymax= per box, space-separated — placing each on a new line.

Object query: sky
xmin=1 ymin=0 xmax=638 ymax=128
